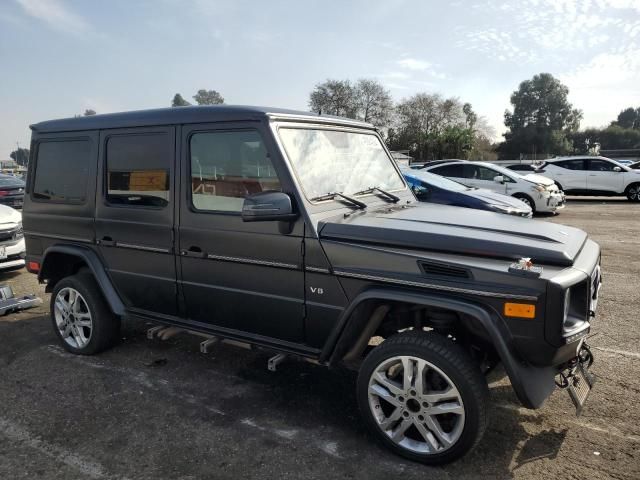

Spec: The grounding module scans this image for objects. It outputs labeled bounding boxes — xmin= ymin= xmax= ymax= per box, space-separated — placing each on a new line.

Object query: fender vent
xmin=419 ymin=261 xmax=472 ymax=279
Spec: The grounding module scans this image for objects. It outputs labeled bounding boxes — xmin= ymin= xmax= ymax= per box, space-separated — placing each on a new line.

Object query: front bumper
xmin=536 ymin=191 xmax=565 ymax=212
xmin=0 ymin=238 xmax=26 ymax=270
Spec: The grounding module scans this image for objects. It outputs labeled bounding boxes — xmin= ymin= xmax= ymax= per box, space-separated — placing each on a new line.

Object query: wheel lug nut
xmin=402 ymin=411 xmax=409 ymax=418
xmin=422 ymin=402 xmax=429 ymax=408
xmin=418 ymin=415 xmax=424 ymax=421
xmin=410 ymin=390 xmax=416 ymax=396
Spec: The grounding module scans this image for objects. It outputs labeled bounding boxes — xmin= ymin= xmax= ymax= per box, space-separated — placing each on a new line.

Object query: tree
xmin=388 ymin=93 xmax=469 ymax=160
xmin=501 ymin=73 xmax=582 ymax=158
xmin=462 ymin=103 xmax=477 ymax=129
xmin=353 ymin=79 xmax=393 ymax=127
xmin=171 ymin=93 xmax=191 ymax=107
xmin=10 ymin=148 xmax=30 ymax=167
xmin=308 ymin=79 xmax=357 ymax=118
xmin=612 ymin=107 xmax=639 ymax=129
xmin=193 ymin=89 xmax=224 ymax=105
xmin=84 ymin=109 xmax=96 ymax=116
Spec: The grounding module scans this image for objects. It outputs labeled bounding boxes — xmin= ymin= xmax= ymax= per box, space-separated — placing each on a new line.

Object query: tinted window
xmin=555 ymin=160 xmax=585 ymax=170
xmin=0 ymin=176 xmax=25 ymax=187
xmin=431 ymin=164 xmax=464 ymax=177
xmin=190 ymin=130 xmax=281 ymax=212
xmin=106 ymin=134 xmax=170 ymax=208
xmin=33 ymin=140 xmax=90 ymax=203
xmin=588 ymin=159 xmax=617 ymax=172
xmin=473 ymin=165 xmax=500 ymax=181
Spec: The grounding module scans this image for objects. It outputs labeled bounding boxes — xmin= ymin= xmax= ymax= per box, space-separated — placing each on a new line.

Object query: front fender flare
xmin=40 ymin=244 xmax=125 ymax=317
xmin=322 ymin=288 xmax=555 ymax=409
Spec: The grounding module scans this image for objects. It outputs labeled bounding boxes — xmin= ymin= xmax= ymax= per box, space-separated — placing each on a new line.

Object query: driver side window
xmin=189 ymin=130 xmax=282 ymax=213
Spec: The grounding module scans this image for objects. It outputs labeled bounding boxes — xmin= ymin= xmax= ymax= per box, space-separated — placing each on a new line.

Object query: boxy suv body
xmin=24 ymin=106 xmax=601 ymax=464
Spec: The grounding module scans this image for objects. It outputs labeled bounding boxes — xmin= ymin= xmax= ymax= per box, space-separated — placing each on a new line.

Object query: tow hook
xmin=556 ymin=342 xmax=596 ymax=415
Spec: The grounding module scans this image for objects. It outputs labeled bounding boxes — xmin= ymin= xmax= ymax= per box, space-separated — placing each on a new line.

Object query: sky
xmin=1 ymin=0 xmax=639 ymax=158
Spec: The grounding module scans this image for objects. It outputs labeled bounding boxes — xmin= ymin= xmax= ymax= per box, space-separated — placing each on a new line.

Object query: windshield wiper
xmin=353 ymin=186 xmax=400 ymax=203
xmin=310 ymin=192 xmax=367 ymax=209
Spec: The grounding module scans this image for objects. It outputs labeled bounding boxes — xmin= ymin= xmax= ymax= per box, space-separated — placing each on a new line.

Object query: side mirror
xmin=241 ymin=191 xmax=299 ymax=222
xmin=613 ymin=166 xmax=622 ymax=172
xmin=494 ymin=175 xmax=505 ymax=183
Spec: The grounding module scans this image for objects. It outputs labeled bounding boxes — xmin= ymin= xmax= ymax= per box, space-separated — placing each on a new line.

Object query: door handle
xmin=99 ymin=236 xmax=115 ymax=247
xmin=181 ymin=246 xmax=205 ymax=258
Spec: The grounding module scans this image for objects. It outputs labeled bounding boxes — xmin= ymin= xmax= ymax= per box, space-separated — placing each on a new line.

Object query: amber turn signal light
xmin=504 ymin=302 xmax=535 ymax=319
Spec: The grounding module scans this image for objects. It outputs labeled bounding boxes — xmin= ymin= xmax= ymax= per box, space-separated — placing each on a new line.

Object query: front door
xmin=178 ymin=123 xmax=306 ymax=344
xmin=95 ymin=127 xmax=178 ymax=316
xmin=586 ymin=159 xmax=625 ymax=193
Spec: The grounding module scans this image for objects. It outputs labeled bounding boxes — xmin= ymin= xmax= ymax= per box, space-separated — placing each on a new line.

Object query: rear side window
xmin=106 ymin=134 xmax=170 ymax=208
xmin=431 ymin=164 xmax=464 ymax=177
xmin=33 ymin=140 xmax=90 ymax=203
xmin=555 ymin=160 xmax=585 ymax=170
xmin=189 ymin=130 xmax=281 ymax=213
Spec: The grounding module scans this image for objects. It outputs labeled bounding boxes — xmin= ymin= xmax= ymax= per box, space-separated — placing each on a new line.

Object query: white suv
xmin=541 ymin=156 xmax=640 ymax=201
xmin=423 ymin=160 xmax=565 ymax=214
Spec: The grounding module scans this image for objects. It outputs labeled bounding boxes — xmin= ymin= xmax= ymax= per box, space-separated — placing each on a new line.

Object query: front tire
xmin=626 ymin=183 xmax=640 ymax=202
xmin=513 ymin=193 xmax=536 ymax=213
xmin=50 ymin=272 xmax=120 ymax=355
xmin=357 ymin=331 xmax=488 ymax=465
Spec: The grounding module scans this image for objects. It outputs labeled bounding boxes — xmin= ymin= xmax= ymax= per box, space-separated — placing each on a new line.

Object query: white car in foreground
xmin=423 ymin=160 xmax=565 ymax=214
xmin=540 ymin=156 xmax=640 ymax=201
xmin=0 ymin=205 xmax=25 ymax=271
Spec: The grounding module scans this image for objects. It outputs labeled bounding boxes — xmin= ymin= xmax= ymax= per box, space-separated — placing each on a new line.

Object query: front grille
xmin=0 ymin=228 xmax=18 ymax=242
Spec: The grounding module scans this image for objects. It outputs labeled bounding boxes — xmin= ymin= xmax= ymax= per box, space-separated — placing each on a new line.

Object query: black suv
xmin=23 ymin=106 xmax=601 ymax=464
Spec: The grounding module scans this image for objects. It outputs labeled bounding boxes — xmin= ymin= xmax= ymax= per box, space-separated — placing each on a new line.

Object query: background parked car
xmin=506 ymin=164 xmax=546 ymax=173
xmin=540 ymin=156 xmax=640 ymax=201
xmin=0 ymin=174 xmax=25 ymax=209
xmin=402 ymin=169 xmax=532 ymax=217
xmin=0 ymin=205 xmax=25 ymax=271
xmin=628 ymin=160 xmax=640 ymax=169
xmin=423 ymin=160 xmax=564 ymax=214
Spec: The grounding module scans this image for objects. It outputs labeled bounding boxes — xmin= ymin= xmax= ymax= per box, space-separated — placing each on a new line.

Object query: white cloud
xmin=561 ymin=47 xmax=640 ymax=127
xmin=15 ymin=0 xmax=90 ymax=34
xmin=397 ymin=58 xmax=431 ymax=71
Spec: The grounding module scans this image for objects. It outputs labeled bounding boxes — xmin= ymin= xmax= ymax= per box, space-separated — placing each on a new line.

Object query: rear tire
xmin=626 ymin=183 xmax=640 ymax=202
xmin=513 ymin=193 xmax=536 ymax=213
xmin=357 ymin=331 xmax=488 ymax=465
xmin=50 ymin=272 xmax=120 ymax=355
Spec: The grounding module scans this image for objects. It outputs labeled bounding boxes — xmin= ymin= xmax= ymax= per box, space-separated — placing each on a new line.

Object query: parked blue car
xmin=402 ymin=169 xmax=533 ymax=218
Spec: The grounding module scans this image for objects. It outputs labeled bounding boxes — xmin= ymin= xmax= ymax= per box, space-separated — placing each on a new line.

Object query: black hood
xmin=318 ymin=203 xmax=586 ymax=267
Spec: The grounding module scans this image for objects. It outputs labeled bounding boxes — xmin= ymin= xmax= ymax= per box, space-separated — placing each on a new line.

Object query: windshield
xmin=278 ymin=128 xmax=405 ymax=201
xmin=0 ymin=176 xmax=24 ymax=187
xmin=408 ymin=172 xmax=469 ymax=192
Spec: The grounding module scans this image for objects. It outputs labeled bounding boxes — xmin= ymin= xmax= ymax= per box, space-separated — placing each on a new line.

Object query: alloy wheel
xmin=54 ymin=287 xmax=93 ymax=349
xmin=367 ymin=355 xmax=465 ymax=455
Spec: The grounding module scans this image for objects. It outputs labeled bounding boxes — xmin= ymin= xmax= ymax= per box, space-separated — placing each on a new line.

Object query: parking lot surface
xmin=0 ymin=198 xmax=638 ymax=479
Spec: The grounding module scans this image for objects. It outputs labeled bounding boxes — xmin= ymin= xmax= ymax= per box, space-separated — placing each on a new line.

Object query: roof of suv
xmin=31 ymin=105 xmax=374 ymax=133
xmin=545 ymin=156 xmax=613 ymax=163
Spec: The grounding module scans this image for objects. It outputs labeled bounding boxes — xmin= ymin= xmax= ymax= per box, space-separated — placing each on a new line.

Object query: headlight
xmin=489 ymin=204 xmax=525 ymax=216
xmin=533 ymin=184 xmax=546 ymax=192
xmin=16 ymin=221 xmax=23 ymax=239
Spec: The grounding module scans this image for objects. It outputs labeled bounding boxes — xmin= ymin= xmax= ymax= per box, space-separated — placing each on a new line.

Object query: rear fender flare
xmin=39 ymin=244 xmax=125 ymax=316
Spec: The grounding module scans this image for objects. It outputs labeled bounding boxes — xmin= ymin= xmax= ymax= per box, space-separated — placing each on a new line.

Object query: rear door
xmin=178 ymin=123 xmax=306 ymax=344
xmin=586 ymin=159 xmax=625 ymax=193
xmin=550 ymin=159 xmax=587 ymax=191
xmin=95 ymin=127 xmax=178 ymax=316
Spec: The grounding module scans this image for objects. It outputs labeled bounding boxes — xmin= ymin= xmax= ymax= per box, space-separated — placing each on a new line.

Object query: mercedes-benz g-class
xmin=23 ymin=106 xmax=601 ymax=464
